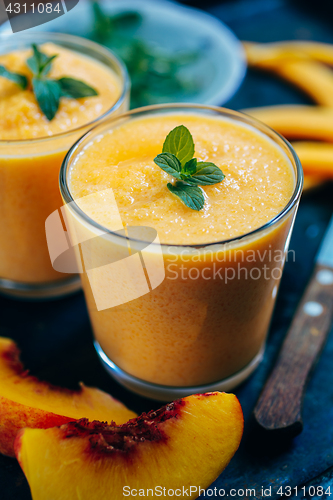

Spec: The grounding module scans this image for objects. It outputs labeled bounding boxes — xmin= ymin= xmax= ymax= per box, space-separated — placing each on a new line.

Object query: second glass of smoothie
xmin=60 ymin=104 xmax=303 ymax=400
xmin=0 ymin=32 xmax=129 ymax=298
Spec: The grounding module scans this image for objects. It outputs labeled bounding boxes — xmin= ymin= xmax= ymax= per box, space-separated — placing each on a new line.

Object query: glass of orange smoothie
xmin=60 ymin=104 xmax=303 ymax=400
xmin=0 ymin=33 xmax=129 ymax=298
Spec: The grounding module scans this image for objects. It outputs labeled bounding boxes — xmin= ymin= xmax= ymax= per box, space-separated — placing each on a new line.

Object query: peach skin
xmin=0 ymin=337 xmax=136 ymax=457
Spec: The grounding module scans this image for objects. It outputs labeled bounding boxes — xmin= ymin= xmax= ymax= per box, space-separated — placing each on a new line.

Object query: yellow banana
xmin=243 ymin=105 xmax=333 ymax=142
xmin=292 ymin=141 xmax=333 ymax=178
xmin=244 ymin=41 xmax=333 ymax=67
xmin=244 ymin=42 xmax=333 ymax=107
xmin=248 ymin=55 xmax=333 ymax=106
xmin=243 ymin=42 xmax=333 ymax=187
xmin=277 ymin=60 xmax=333 ymax=106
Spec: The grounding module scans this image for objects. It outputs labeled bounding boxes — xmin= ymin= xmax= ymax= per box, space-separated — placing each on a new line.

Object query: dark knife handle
xmin=254 ymin=263 xmax=333 ymax=438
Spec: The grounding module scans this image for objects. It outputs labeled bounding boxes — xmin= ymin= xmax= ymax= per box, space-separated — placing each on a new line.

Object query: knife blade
xmin=254 ymin=214 xmax=333 ymax=438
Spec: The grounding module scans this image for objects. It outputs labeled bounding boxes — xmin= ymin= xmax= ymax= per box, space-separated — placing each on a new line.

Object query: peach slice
xmin=0 ymin=337 xmax=136 ymax=457
xmin=15 ymin=392 xmax=243 ymax=500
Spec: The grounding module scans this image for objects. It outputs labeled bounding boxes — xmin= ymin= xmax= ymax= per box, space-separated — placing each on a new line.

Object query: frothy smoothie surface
xmin=0 ymin=43 xmax=121 ymax=140
xmin=69 ymin=114 xmax=295 ymax=245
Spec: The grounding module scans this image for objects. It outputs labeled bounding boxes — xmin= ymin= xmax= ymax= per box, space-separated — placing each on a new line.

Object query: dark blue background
xmin=1 ymin=0 xmax=333 ymax=498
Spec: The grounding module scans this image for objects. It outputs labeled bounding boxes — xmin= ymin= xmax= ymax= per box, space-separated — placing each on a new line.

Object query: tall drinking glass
xmin=60 ymin=104 xmax=303 ymax=400
xmin=0 ymin=33 xmax=129 ymax=298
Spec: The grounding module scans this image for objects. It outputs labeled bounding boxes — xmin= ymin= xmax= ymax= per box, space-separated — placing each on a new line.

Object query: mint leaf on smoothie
xmin=163 ymin=125 xmax=195 ymax=167
xmin=24 ymin=44 xmax=99 ymax=121
xmin=32 ymin=78 xmax=61 ymax=122
xmin=186 ymin=162 xmax=225 ymax=186
xmin=154 ymin=125 xmax=225 ymax=210
xmin=0 ymin=65 xmax=28 ymax=89
xmin=154 ymin=152 xmax=182 ymax=179
xmin=58 ymin=77 xmax=99 ymax=99
xmin=167 ymin=182 xmax=205 ymax=211
xmin=27 ymin=44 xmax=58 ymax=77
xmin=27 ymin=45 xmax=58 ymax=77
xmin=182 ymin=158 xmax=197 ymax=176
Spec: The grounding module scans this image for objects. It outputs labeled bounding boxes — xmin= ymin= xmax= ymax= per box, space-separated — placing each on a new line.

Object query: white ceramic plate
xmin=0 ymin=0 xmax=246 ymax=106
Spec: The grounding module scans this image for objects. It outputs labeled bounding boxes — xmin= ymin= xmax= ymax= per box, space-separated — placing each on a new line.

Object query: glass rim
xmin=0 ymin=31 xmax=130 ymax=145
xmin=60 ymin=103 xmax=304 ymax=250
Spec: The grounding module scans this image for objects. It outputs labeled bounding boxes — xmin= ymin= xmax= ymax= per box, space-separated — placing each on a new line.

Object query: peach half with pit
xmin=0 ymin=337 xmax=136 ymax=457
xmin=15 ymin=392 xmax=243 ymax=500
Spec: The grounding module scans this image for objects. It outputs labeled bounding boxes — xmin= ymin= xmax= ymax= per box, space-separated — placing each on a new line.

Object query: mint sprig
xmin=154 ymin=125 xmax=225 ymax=211
xmin=0 ymin=65 xmax=28 ymax=89
xmin=28 ymin=45 xmax=99 ymax=121
xmin=0 ymin=44 xmax=99 ymax=121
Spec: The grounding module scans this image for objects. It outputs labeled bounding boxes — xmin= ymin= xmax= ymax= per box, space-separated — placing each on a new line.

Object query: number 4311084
xmin=277 ymin=485 xmax=331 ymax=496
xmin=6 ymin=3 xmax=62 ymax=14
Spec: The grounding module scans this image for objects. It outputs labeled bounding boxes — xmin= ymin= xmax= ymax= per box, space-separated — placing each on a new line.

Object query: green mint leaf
xmin=92 ymin=1 xmax=112 ymax=41
xmin=40 ymin=54 xmax=58 ymax=77
xmin=32 ymin=78 xmax=61 ymax=121
xmin=182 ymin=158 xmax=197 ymax=176
xmin=58 ymin=77 xmax=98 ymax=99
xmin=92 ymin=1 xmax=141 ymax=43
xmin=155 ymin=125 xmax=225 ymax=211
xmin=112 ymin=11 xmax=142 ymax=30
xmin=25 ymin=44 xmax=97 ymax=120
xmin=162 ymin=125 xmax=195 ymax=167
xmin=0 ymin=65 xmax=28 ymax=89
xmin=27 ymin=44 xmax=57 ymax=77
xmin=167 ymin=181 xmax=205 ymax=211
xmin=27 ymin=45 xmax=43 ymax=75
xmin=185 ymin=162 xmax=225 ymax=186
xmin=154 ymin=153 xmax=182 ymax=179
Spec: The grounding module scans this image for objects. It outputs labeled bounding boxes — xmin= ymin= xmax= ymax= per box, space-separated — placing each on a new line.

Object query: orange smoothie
xmin=66 ymin=109 xmax=301 ymax=388
xmin=0 ymin=35 xmax=128 ymax=294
